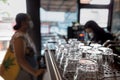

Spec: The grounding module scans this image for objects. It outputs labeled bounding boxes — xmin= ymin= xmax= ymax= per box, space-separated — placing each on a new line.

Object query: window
xmin=80 ymin=9 xmax=109 ymax=27
xmin=78 ymin=0 xmax=113 ymax=30
xmin=0 ymin=0 xmax=26 ymax=65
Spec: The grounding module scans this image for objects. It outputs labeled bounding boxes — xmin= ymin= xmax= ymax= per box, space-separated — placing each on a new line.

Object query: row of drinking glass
xmin=55 ymin=39 xmax=114 ymax=80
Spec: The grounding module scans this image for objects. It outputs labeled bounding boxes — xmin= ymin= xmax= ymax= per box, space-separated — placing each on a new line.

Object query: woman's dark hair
xmin=84 ymin=20 xmax=105 ymax=35
xmin=13 ymin=13 xmax=28 ymax=30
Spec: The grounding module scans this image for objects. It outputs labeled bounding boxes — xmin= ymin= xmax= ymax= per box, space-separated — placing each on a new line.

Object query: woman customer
xmin=1 ymin=13 xmax=44 ymax=80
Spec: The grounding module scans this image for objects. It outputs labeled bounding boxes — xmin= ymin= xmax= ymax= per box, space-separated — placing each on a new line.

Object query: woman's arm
xmin=13 ymin=37 xmax=44 ymax=77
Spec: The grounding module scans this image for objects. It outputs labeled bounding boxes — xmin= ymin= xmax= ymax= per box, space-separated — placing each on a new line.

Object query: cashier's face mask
xmin=89 ymin=32 xmax=94 ymax=39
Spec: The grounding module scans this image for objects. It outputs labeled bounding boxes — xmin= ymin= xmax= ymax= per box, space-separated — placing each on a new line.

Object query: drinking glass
xmin=56 ymin=44 xmax=65 ymax=63
xmin=63 ymin=58 xmax=79 ymax=80
xmin=98 ymin=47 xmax=114 ymax=64
xmin=59 ymin=48 xmax=69 ymax=70
xmin=74 ymin=59 xmax=98 ymax=80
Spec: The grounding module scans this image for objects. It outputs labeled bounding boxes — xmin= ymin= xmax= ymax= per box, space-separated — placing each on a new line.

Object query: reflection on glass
xmin=80 ymin=0 xmax=111 ymax=5
xmin=80 ymin=9 xmax=109 ymax=27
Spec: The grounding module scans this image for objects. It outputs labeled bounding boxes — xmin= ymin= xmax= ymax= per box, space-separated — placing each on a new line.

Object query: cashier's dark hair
xmin=84 ymin=20 xmax=105 ymax=35
xmin=13 ymin=13 xmax=28 ymax=30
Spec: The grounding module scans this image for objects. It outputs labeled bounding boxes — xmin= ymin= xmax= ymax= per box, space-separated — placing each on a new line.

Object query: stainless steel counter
xmin=45 ymin=50 xmax=63 ymax=80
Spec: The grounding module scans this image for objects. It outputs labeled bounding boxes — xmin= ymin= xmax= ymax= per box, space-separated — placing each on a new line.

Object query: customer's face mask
xmin=88 ymin=32 xmax=94 ymax=39
xmin=118 ymin=36 xmax=120 ymax=40
xmin=29 ymin=21 xmax=34 ymax=29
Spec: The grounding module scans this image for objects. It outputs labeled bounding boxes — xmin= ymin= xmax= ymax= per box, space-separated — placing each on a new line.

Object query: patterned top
xmin=10 ymin=31 xmax=36 ymax=56
xmin=9 ymin=32 xmax=37 ymax=80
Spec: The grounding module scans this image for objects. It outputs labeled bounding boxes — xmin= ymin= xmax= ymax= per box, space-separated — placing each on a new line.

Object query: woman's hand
xmin=0 ymin=65 xmax=5 ymax=75
xmin=34 ymin=69 xmax=45 ymax=77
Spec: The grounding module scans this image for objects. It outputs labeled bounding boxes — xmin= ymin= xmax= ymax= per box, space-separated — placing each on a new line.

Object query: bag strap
xmin=8 ymin=40 xmax=14 ymax=53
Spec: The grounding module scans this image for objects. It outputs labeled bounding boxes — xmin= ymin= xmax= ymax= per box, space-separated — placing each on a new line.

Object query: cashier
xmin=84 ymin=20 xmax=115 ymax=44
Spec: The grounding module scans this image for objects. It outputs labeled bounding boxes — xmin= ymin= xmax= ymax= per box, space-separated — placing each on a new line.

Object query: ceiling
xmin=40 ymin=0 xmax=77 ymax=12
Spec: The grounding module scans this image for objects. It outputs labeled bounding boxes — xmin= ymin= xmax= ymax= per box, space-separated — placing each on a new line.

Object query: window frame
xmin=77 ymin=0 xmax=114 ymax=31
